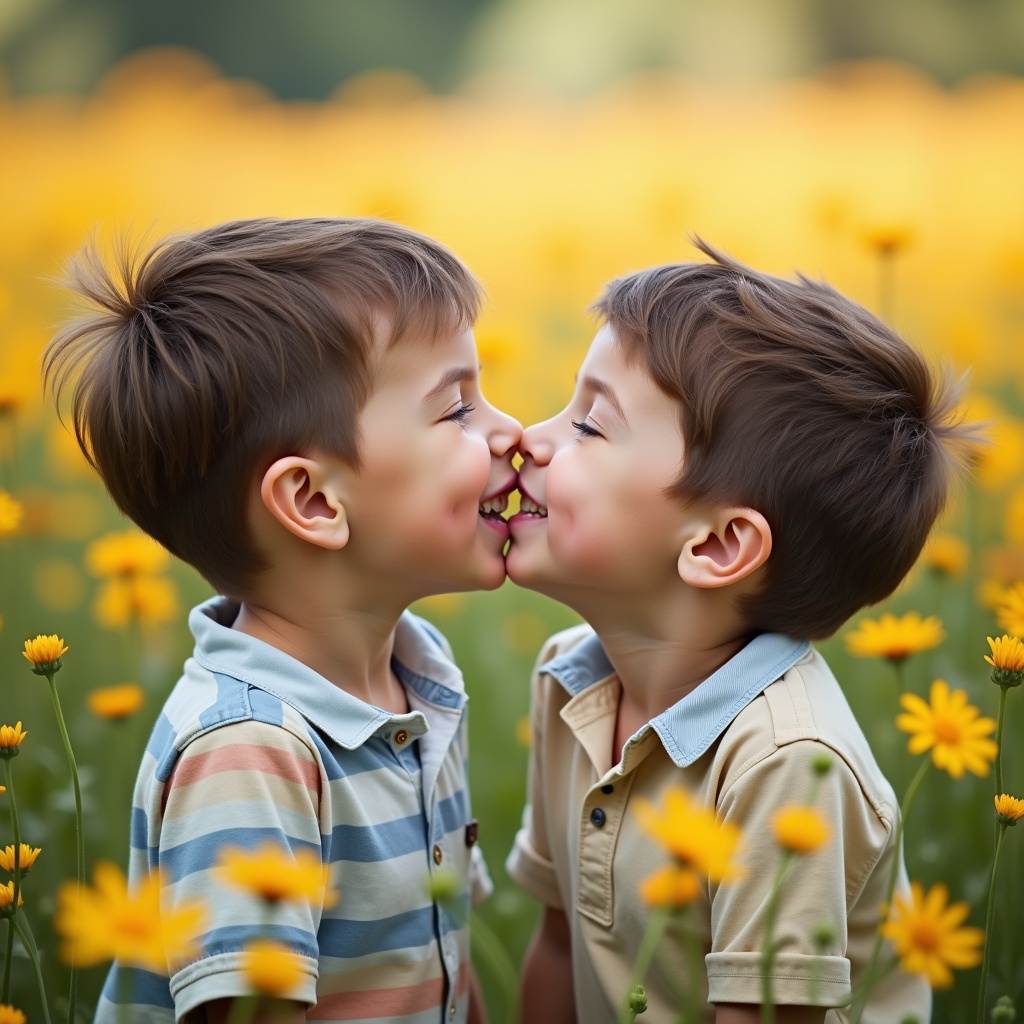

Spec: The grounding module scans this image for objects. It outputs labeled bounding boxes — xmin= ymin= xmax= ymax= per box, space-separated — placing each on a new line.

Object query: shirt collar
xmin=541 ymin=630 xmax=810 ymax=768
xmin=189 ymin=596 xmax=466 ymax=750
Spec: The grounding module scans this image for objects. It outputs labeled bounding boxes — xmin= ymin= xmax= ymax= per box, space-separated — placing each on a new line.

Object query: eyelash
xmin=444 ymin=403 xmax=475 ymax=423
xmin=571 ymin=419 xmax=601 ymax=438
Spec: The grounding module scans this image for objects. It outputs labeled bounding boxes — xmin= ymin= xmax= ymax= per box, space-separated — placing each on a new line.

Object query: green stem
xmin=679 ymin=906 xmax=702 ymax=1024
xmin=619 ymin=907 xmax=671 ymax=1024
xmin=47 ymin=672 xmax=84 ymax=1024
xmin=470 ymin=910 xmax=519 ymax=1024
xmin=994 ymin=685 xmax=1008 ymax=799
xmin=976 ymin=824 xmax=1007 ymax=1024
xmin=850 ymin=758 xmax=930 ymax=1024
xmin=760 ymin=852 xmax=794 ymax=1024
xmin=11 ymin=913 xmax=52 ymax=1024
xmin=3 ymin=757 xmax=22 ymax=1004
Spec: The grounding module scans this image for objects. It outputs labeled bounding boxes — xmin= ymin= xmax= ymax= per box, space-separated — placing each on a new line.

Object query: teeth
xmin=479 ymin=494 xmax=509 ymax=515
xmin=519 ymin=497 xmax=548 ymax=516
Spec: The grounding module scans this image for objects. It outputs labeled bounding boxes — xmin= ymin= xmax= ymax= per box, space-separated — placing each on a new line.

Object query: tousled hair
xmin=45 ymin=218 xmax=482 ymax=596
xmin=593 ymin=239 xmax=980 ymax=640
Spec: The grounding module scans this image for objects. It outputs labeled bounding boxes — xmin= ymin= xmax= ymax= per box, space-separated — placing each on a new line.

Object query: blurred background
xmin=2 ymin=1 xmax=1024 ymax=1021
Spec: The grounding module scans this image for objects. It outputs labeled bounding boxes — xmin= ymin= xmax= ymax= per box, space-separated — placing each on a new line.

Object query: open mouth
xmin=478 ymin=491 xmax=511 ymax=523
xmin=518 ymin=495 xmax=547 ymax=518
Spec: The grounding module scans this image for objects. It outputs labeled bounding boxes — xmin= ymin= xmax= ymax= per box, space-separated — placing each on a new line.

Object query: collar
xmin=189 ymin=597 xmax=466 ymax=751
xmin=541 ymin=630 xmax=810 ymax=768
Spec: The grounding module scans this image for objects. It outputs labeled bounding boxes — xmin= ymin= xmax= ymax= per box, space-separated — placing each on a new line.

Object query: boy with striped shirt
xmin=46 ymin=219 xmax=521 ymax=1023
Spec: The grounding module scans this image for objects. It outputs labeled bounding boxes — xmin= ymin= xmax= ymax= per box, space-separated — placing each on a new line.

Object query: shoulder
xmin=534 ymin=623 xmax=596 ymax=673
xmin=718 ymin=646 xmax=898 ymax=826
xmin=404 ymin=611 xmax=456 ymax=661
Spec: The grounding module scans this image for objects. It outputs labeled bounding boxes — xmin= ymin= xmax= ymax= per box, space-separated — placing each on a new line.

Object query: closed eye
xmin=443 ymin=403 xmax=475 ymax=423
xmin=571 ymin=419 xmax=602 ymax=439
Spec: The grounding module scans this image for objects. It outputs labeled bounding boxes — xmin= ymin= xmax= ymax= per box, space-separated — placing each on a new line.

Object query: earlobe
xmin=677 ymin=508 xmax=772 ymax=589
xmin=260 ymin=456 xmax=350 ymax=550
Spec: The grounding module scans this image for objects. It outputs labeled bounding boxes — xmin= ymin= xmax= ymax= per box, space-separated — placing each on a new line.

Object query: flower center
xmin=932 ymin=715 xmax=962 ymax=744
xmin=908 ymin=918 xmax=941 ymax=952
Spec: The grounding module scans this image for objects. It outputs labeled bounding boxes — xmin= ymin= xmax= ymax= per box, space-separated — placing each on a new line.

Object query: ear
xmin=260 ymin=456 xmax=350 ymax=550
xmin=677 ymin=507 xmax=772 ymax=589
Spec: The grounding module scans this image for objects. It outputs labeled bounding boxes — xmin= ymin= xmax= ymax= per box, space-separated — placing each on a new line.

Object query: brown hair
xmin=44 ymin=218 xmax=482 ymax=596
xmin=593 ymin=240 xmax=979 ymax=640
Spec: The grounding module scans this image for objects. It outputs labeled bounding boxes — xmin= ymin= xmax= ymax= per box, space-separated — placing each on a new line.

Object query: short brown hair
xmin=593 ymin=240 xmax=978 ymax=640
xmin=45 ymin=218 xmax=481 ymax=596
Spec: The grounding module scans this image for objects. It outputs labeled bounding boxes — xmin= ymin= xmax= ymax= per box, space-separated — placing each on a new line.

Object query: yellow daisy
xmin=994 ymin=794 xmax=1024 ymax=826
xmin=845 ymin=613 xmax=945 ymax=662
xmin=22 ymin=634 xmax=69 ymax=674
xmin=0 ymin=722 xmax=27 ymax=756
xmin=635 ymin=786 xmax=744 ymax=883
xmin=242 ymin=939 xmax=305 ymax=996
xmin=93 ymin=574 xmax=179 ymax=629
xmin=896 ymin=680 xmax=997 ymax=779
xmin=771 ymin=806 xmax=831 ymax=855
xmin=55 ymin=861 xmax=206 ymax=972
xmin=85 ymin=530 xmax=170 ymax=577
xmin=0 ymin=844 xmax=41 ymax=874
xmin=985 ymin=635 xmax=1024 ymax=688
xmin=87 ymin=683 xmax=145 ymax=720
xmin=881 ymin=881 xmax=983 ymax=988
xmin=0 ymin=1005 xmax=27 ymax=1024
xmin=996 ymin=582 xmax=1024 ymax=637
xmin=638 ymin=863 xmax=701 ymax=909
xmin=921 ymin=533 xmax=968 ymax=577
xmin=0 ymin=881 xmax=24 ymax=913
xmin=217 ymin=842 xmax=339 ymax=908
xmin=0 ymin=491 xmax=23 ymax=538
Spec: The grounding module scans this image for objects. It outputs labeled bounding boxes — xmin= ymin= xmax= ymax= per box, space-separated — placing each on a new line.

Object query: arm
xmin=716 ymin=1004 xmax=824 ymax=1024
xmin=467 ymin=965 xmax=488 ymax=1024
xmin=205 ymin=998 xmax=307 ymax=1023
xmin=519 ymin=906 xmax=575 ymax=1024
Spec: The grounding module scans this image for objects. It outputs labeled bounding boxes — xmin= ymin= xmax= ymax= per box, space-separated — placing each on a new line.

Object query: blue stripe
xmin=160 ymin=827 xmax=320 ymax=882
xmin=146 ymin=713 xmax=179 ymax=783
xmin=394 ymin=661 xmax=463 ymax=710
xmin=307 ymin=727 xmax=400 ymax=780
xmin=101 ymin=964 xmax=174 ymax=1007
xmin=436 ymin=791 xmax=469 ymax=835
xmin=130 ymin=806 xmax=148 ymax=850
xmin=318 ymin=906 xmax=436 ymax=958
xmin=329 ymin=813 xmax=427 ymax=863
xmin=202 ymin=923 xmax=318 ymax=959
xmin=249 ymin=686 xmax=285 ymax=726
xmin=199 ymin=673 xmax=251 ymax=729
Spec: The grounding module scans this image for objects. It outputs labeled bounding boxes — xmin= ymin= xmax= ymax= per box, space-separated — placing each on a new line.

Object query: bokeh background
xmin=2 ymin=0 xmax=1024 ymax=1020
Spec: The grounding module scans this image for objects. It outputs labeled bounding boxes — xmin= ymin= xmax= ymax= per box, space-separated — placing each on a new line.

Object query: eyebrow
xmin=579 ymin=374 xmax=628 ymax=424
xmin=425 ymin=366 xmax=477 ymax=401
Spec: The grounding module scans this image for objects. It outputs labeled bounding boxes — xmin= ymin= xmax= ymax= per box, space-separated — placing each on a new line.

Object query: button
xmin=590 ymin=807 xmax=606 ymax=828
xmin=394 ymin=729 xmax=409 ymax=746
xmin=449 ymin=1002 xmax=457 ymax=1019
xmin=433 ymin=844 xmax=444 ymax=865
xmin=601 ymin=784 xmax=614 ymax=794
xmin=465 ymin=819 xmax=479 ymax=847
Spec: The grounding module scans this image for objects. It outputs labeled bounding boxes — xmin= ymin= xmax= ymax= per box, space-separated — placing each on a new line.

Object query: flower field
xmin=1 ymin=49 xmax=1023 ymax=1021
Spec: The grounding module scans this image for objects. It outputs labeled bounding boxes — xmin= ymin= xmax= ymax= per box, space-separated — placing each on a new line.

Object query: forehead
xmin=370 ymin=324 xmax=479 ymax=392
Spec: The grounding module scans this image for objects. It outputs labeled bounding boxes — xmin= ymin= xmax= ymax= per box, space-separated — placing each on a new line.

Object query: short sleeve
xmin=705 ymin=739 xmax=890 ymax=1008
xmin=505 ymin=647 xmax=565 ymax=910
xmin=159 ymin=719 xmax=324 ymax=1015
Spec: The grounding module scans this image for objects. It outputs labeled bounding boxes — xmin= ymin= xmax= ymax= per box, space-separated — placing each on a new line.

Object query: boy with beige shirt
xmin=504 ymin=242 xmax=976 ymax=1023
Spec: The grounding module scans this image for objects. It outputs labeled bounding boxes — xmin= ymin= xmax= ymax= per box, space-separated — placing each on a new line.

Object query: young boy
xmin=45 ymin=218 xmax=521 ymax=1022
xmin=504 ymin=242 xmax=974 ymax=1024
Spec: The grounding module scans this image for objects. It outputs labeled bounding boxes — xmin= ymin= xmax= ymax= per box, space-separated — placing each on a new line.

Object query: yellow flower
xmin=0 ymin=491 xmax=22 ymax=537
xmin=93 ymin=574 xmax=179 ymax=629
xmin=0 ymin=722 xmax=27 ymax=756
xmin=845 ymin=613 xmax=945 ymax=662
xmin=0 ymin=1004 xmax=27 ymax=1024
xmin=635 ymin=786 xmax=744 ymax=883
xmin=896 ymin=680 xmax=998 ymax=779
xmin=921 ymin=533 xmax=968 ymax=577
xmin=880 ymin=881 xmax=983 ymax=988
xmin=22 ymin=633 xmax=69 ymax=674
xmin=55 ymin=861 xmax=205 ymax=973
xmin=87 ymin=684 xmax=145 ymax=720
xmin=638 ymin=863 xmax=701 ymax=908
xmin=0 ymin=844 xmax=41 ymax=874
xmin=85 ymin=530 xmax=170 ymax=577
xmin=217 ymin=842 xmax=339 ymax=907
xmin=862 ymin=225 xmax=915 ymax=257
xmin=996 ymin=582 xmax=1024 ymax=637
xmin=985 ymin=634 xmax=1024 ymax=673
xmin=994 ymin=794 xmax=1024 ymax=826
xmin=0 ymin=881 xmax=24 ymax=914
xmin=771 ymin=806 xmax=831 ymax=854
xmin=242 ymin=939 xmax=305 ymax=997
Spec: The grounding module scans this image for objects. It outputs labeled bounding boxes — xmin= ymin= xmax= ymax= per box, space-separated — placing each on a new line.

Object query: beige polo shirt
xmin=506 ymin=625 xmax=931 ymax=1024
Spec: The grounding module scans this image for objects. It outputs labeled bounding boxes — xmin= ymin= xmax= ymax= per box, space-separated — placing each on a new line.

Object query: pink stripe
xmin=309 ymin=977 xmax=445 ymax=1020
xmin=168 ymin=743 xmax=319 ymax=792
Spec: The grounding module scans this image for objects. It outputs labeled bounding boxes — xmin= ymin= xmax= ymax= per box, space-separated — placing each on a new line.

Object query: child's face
xmin=507 ymin=324 xmax=688 ymax=599
xmin=345 ymin=326 xmax=521 ymax=597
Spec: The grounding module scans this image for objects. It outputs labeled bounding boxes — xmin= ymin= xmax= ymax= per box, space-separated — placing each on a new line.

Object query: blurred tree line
xmin=3 ymin=0 xmax=1024 ymax=99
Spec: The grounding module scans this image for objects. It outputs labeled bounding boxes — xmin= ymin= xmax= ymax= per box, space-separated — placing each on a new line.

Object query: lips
xmin=510 ymin=480 xmax=547 ymax=521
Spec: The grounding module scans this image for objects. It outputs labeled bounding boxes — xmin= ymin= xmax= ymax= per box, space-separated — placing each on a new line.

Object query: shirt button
xmin=433 ymin=844 xmax=444 ymax=865
xmin=449 ymin=1002 xmax=457 ymax=1019
xmin=394 ymin=729 xmax=409 ymax=746
xmin=601 ymin=784 xmax=614 ymax=794
xmin=590 ymin=807 xmax=606 ymax=828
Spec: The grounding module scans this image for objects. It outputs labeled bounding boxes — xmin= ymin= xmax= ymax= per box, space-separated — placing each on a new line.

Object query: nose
xmin=484 ymin=403 xmax=522 ymax=459
xmin=519 ymin=416 xmax=558 ymax=466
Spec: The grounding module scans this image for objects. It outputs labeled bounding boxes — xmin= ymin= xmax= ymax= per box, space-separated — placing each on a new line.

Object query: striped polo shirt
xmin=95 ymin=596 xmax=490 ymax=1024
